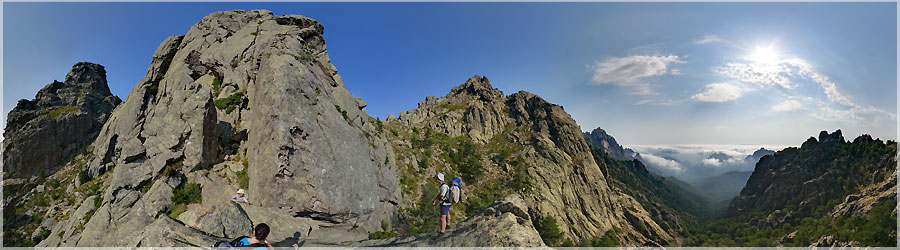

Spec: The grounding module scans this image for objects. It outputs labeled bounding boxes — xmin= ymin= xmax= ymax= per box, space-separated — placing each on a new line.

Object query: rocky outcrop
xmin=33 ymin=9 xmax=398 ymax=247
xmin=385 ymin=76 xmax=677 ymax=246
xmin=357 ymin=194 xmax=545 ymax=247
xmin=729 ymin=130 xmax=896 ymax=219
xmin=242 ymin=10 xmax=399 ymax=229
xmin=390 ymin=75 xmax=510 ymax=144
xmin=2 ymin=62 xmax=121 ymax=178
xmin=727 ymin=130 xmax=897 ymax=245
xmin=583 ymin=127 xmax=634 ymax=161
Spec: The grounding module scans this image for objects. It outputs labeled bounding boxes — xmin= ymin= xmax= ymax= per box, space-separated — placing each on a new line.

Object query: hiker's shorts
xmin=441 ymin=204 xmax=450 ymax=215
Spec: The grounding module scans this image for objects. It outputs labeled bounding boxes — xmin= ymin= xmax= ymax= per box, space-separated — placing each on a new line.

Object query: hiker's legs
xmin=440 ymin=205 xmax=450 ymax=232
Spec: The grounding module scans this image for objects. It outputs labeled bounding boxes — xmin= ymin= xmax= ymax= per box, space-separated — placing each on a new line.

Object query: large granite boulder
xmin=36 ymin=9 xmax=399 ymax=247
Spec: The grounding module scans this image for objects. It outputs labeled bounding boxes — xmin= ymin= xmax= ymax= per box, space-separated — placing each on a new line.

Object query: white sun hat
xmin=436 ymin=173 xmax=445 ymax=182
xmin=237 ymin=189 xmax=245 ymax=194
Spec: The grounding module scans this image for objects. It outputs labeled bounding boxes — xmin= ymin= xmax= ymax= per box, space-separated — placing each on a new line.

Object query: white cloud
xmin=771 ymin=98 xmax=805 ymax=112
xmin=634 ymin=100 xmax=651 ymax=105
xmin=691 ymin=82 xmax=749 ymax=102
xmin=694 ymin=35 xmax=725 ymax=45
xmin=590 ymin=55 xmax=685 ymax=87
xmin=714 ymin=62 xmax=793 ymax=89
xmin=701 ymin=158 xmax=722 ymax=167
xmin=713 ymin=56 xmax=896 ymax=122
xmin=670 ymin=69 xmax=683 ymax=75
xmin=639 ymin=152 xmax=684 ymax=173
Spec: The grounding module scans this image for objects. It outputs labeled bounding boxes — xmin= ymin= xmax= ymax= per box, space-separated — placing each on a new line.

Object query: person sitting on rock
xmin=234 ymin=223 xmax=273 ymax=249
xmin=431 ymin=173 xmax=451 ymax=234
xmin=231 ymin=189 xmax=250 ymax=205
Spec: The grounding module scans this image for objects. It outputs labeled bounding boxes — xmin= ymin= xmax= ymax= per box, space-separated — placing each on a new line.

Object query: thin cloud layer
xmin=696 ymin=42 xmax=895 ymax=123
xmin=632 ymin=144 xmax=787 ymax=180
xmin=693 ymin=35 xmax=725 ymax=45
xmin=714 ymin=62 xmax=793 ymax=89
xmin=771 ymin=98 xmax=805 ymax=112
xmin=691 ymin=82 xmax=749 ymax=102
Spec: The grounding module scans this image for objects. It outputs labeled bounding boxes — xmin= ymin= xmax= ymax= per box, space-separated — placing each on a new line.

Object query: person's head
xmin=435 ymin=173 xmax=445 ymax=183
xmin=236 ymin=189 xmax=245 ymax=197
xmin=252 ymin=223 xmax=270 ymax=241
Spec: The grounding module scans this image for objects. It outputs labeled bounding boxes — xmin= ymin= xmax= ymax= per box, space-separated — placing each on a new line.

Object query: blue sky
xmin=3 ymin=2 xmax=897 ymax=146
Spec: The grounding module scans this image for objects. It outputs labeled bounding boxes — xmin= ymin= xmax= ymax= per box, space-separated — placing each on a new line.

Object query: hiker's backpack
xmin=450 ymin=181 xmax=461 ymax=203
xmin=213 ymin=236 xmax=266 ymax=249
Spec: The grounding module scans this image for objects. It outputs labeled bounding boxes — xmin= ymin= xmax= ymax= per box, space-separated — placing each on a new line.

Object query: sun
xmin=749 ymin=45 xmax=780 ymax=64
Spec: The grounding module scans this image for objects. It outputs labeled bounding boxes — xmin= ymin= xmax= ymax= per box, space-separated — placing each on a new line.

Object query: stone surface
xmin=356 ymin=194 xmax=546 ymax=247
xmin=178 ymin=202 xmax=252 ymax=239
xmin=35 ymin=9 xmax=399 ymax=247
xmin=729 ymin=130 xmax=896 ymax=220
xmin=2 ymin=62 xmax=121 ymax=178
xmin=388 ymin=76 xmax=677 ymax=246
xmin=728 ymin=130 xmax=897 ymax=245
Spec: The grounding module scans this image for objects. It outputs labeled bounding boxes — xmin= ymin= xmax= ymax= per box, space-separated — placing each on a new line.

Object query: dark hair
xmin=254 ymin=223 xmax=270 ymax=241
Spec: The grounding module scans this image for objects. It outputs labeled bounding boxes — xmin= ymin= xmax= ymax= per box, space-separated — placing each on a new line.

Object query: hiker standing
xmin=231 ymin=189 xmax=250 ymax=205
xmin=431 ymin=173 xmax=451 ymax=233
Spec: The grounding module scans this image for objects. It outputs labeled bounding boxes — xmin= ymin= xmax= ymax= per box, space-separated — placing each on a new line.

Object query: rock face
xmin=729 ymin=130 xmax=895 ymax=218
xmin=728 ymin=130 xmax=897 ymax=246
xmin=586 ymin=138 xmax=712 ymax=244
xmin=33 ymin=10 xmax=399 ymax=247
xmin=385 ymin=76 xmax=676 ymax=246
xmin=583 ymin=127 xmax=634 ymax=161
xmin=242 ymin=10 xmax=399 ymax=227
xmin=357 ymin=194 xmax=546 ymax=247
xmin=2 ymin=62 xmax=121 ymax=178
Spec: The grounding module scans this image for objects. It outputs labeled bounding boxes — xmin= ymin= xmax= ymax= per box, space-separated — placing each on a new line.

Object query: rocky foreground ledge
xmin=355 ymin=194 xmax=546 ymax=247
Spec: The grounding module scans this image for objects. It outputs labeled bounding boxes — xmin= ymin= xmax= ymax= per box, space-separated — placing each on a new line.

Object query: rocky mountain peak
xmin=818 ymin=129 xmax=844 ymax=144
xmin=2 ymin=62 xmax=121 ymax=178
xmin=446 ymin=75 xmax=504 ymax=102
xmin=584 ymin=127 xmax=634 ymax=161
xmin=63 ymin=62 xmax=111 ymax=95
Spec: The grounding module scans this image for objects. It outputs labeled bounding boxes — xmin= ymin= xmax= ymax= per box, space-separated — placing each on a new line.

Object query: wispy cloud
xmin=589 ymin=54 xmax=685 ymax=95
xmin=771 ymin=97 xmax=806 ymax=112
xmin=708 ymin=55 xmax=895 ymax=122
xmin=714 ymin=62 xmax=793 ymax=89
xmin=693 ymin=35 xmax=725 ymax=45
xmin=691 ymin=82 xmax=750 ymax=102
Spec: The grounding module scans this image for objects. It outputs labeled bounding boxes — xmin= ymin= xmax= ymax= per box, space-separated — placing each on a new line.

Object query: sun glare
xmin=749 ymin=45 xmax=780 ymax=64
